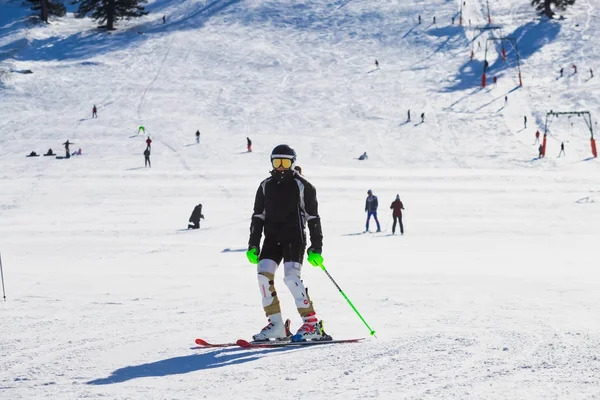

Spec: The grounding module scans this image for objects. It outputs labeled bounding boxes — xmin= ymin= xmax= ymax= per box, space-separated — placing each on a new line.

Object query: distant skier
xmin=188 ymin=203 xmax=204 ymax=229
xmin=418 ymin=15 xmax=421 ymax=24
xmin=144 ymin=147 xmax=151 ymax=168
xmin=195 ymin=130 xmax=200 ymax=144
xmin=560 ymin=67 xmax=564 ymax=77
xmin=365 ymin=189 xmax=381 ymax=232
xmin=504 ymin=95 xmax=508 ymax=106
xmin=493 ymin=76 xmax=497 ymax=85
xmin=92 ymin=105 xmax=97 ymax=118
xmin=390 ymin=194 xmax=405 ymax=235
xmin=162 ymin=15 xmax=166 ymax=24
xmin=45 ymin=148 xmax=55 ymax=156
xmin=358 ymin=151 xmax=368 ymax=160
xmin=375 ymin=59 xmax=379 ymax=68
xmin=63 ymin=140 xmax=72 ymax=159
xmin=572 ymin=64 xmax=577 ymax=74
xmin=452 ymin=16 xmax=455 ymax=24
xmin=591 ymin=68 xmax=594 ymax=78
xmin=538 ymin=144 xmax=544 ymax=159
xmin=433 ymin=16 xmax=436 ymax=24
xmin=558 ymin=142 xmax=565 ymax=157
xmin=420 ymin=112 xmax=425 ymax=123
xmin=534 ymin=130 xmax=540 ymax=144
xmin=407 ymin=109 xmax=411 ymax=122
xmin=247 ymin=137 xmax=252 ymax=152
xmin=524 ymin=116 xmax=527 ymax=129
xmin=146 ymin=136 xmax=152 ymax=149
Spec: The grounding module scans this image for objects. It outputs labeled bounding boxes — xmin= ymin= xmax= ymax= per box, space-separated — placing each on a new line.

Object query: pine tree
xmin=531 ymin=0 xmax=576 ymax=19
xmin=75 ymin=0 xmax=148 ymax=30
xmin=27 ymin=0 xmax=66 ymax=23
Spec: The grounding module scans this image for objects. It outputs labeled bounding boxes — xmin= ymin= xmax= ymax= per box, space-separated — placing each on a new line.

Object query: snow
xmin=1 ymin=0 xmax=600 ymax=398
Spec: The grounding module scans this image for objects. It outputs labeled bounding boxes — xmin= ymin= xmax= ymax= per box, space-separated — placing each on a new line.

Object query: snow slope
xmin=1 ymin=0 xmax=599 ymax=398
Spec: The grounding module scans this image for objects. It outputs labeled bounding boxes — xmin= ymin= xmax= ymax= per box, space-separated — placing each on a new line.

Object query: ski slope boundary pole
xmin=318 ymin=263 xmax=376 ymax=337
xmin=0 ymin=251 xmax=6 ymax=301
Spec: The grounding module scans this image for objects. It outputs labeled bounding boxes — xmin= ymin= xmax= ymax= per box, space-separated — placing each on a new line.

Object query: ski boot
xmin=291 ymin=312 xmax=332 ymax=342
xmin=252 ymin=313 xmax=292 ymax=342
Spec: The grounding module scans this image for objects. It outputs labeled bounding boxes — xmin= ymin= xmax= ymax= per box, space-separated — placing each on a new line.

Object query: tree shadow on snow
xmin=87 ymin=347 xmax=294 ymax=385
xmin=1 ymin=0 xmax=244 ymax=62
xmin=444 ymin=20 xmax=560 ymax=92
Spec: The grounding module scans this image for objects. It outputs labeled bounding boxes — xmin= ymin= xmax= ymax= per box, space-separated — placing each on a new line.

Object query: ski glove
xmin=246 ymin=247 xmax=259 ymax=264
xmin=307 ymin=249 xmax=323 ymax=267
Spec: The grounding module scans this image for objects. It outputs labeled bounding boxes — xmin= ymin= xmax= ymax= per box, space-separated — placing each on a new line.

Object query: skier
xmin=558 ymin=142 xmax=565 ymax=157
xmin=247 ymin=137 xmax=252 ymax=152
xmin=63 ymin=140 xmax=72 ymax=159
xmin=162 ymin=15 xmax=166 ymax=24
xmin=375 ymin=59 xmax=379 ymax=68
xmin=524 ymin=115 xmax=527 ymax=129
xmin=538 ymin=144 xmax=544 ymax=158
xmin=573 ymin=64 xmax=577 ymax=74
xmin=433 ymin=16 xmax=436 ymax=24
xmin=452 ymin=16 xmax=455 ymax=24
xmin=137 ymin=126 xmax=145 ymax=135
xmin=493 ymin=76 xmax=497 ymax=85
xmin=591 ymin=68 xmax=594 ymax=78
xmin=504 ymin=95 xmax=508 ymax=106
xmin=144 ymin=147 xmax=151 ymax=168
xmin=560 ymin=67 xmax=564 ymax=77
xmin=407 ymin=109 xmax=411 ymax=122
xmin=358 ymin=151 xmax=368 ymax=160
xmin=146 ymin=136 xmax=152 ymax=149
xmin=92 ymin=105 xmax=97 ymax=118
xmin=44 ymin=148 xmax=55 ymax=156
xmin=27 ymin=151 xmax=38 ymax=157
xmin=195 ymin=130 xmax=200 ymax=144
xmin=188 ymin=203 xmax=204 ymax=229
xmin=418 ymin=15 xmax=421 ymax=24
xmin=534 ymin=130 xmax=540 ymax=144
xmin=390 ymin=195 xmax=405 ymax=235
xmin=420 ymin=112 xmax=425 ymax=123
xmin=365 ymin=189 xmax=381 ymax=232
xmin=246 ymin=144 xmax=330 ymax=342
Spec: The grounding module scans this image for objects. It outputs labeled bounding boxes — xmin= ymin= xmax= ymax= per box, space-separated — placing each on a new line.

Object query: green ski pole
xmin=317 ymin=263 xmax=376 ymax=337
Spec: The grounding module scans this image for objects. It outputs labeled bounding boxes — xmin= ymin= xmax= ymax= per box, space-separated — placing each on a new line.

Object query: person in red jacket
xmin=146 ymin=136 xmax=152 ymax=149
xmin=390 ymin=194 xmax=405 ymax=235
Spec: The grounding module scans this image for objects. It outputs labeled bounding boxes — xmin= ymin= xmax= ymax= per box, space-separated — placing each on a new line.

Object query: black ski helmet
xmin=270 ymin=144 xmax=296 ymax=161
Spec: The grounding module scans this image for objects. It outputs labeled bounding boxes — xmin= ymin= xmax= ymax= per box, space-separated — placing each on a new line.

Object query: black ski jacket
xmin=189 ymin=204 xmax=204 ymax=223
xmin=249 ymin=171 xmax=323 ymax=252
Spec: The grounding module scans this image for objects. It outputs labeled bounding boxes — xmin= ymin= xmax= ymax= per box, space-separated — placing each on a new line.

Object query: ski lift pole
xmin=317 ymin=262 xmax=376 ymax=337
xmin=0 ymin=251 xmax=6 ymax=301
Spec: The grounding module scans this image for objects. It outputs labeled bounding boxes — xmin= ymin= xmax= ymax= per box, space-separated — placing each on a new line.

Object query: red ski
xmin=194 ymin=338 xmax=237 ymax=348
xmin=236 ymin=338 xmax=364 ymax=348
xmin=194 ymin=338 xmax=292 ymax=348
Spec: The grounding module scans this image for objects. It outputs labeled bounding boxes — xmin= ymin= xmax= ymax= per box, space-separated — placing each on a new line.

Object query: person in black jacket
xmin=144 ymin=147 xmax=151 ymax=168
xmin=188 ymin=204 xmax=204 ymax=229
xmin=246 ymin=144 xmax=331 ymax=343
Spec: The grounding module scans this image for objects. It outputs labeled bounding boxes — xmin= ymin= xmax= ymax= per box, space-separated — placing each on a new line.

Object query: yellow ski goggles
xmin=271 ymin=158 xmax=293 ymax=169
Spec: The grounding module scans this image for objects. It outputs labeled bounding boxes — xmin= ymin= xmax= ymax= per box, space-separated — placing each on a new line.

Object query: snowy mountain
xmin=1 ymin=0 xmax=600 ymax=398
